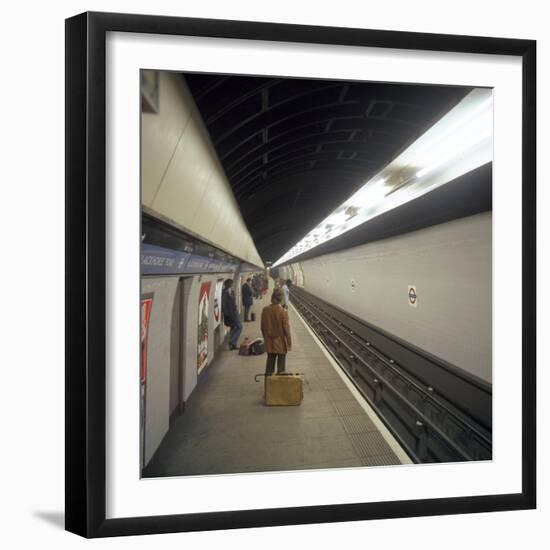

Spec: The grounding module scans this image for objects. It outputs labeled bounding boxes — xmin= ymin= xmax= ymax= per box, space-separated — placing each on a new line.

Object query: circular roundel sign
xmin=408 ymin=286 xmax=418 ymax=307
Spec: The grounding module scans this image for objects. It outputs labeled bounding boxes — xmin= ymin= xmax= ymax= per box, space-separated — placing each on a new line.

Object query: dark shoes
xmin=229 ymin=344 xmax=239 ymax=350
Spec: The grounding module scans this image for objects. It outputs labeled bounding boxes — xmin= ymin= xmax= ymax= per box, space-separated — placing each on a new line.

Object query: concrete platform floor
xmin=143 ymin=286 xmax=403 ymax=478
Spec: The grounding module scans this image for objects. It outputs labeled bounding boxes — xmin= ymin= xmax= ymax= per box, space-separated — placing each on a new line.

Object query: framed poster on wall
xmin=213 ymin=279 xmax=223 ymax=329
xmin=139 ymin=295 xmax=153 ymax=471
xmin=65 ymin=11 xmax=536 ymax=538
xmin=197 ymin=281 xmax=211 ymax=373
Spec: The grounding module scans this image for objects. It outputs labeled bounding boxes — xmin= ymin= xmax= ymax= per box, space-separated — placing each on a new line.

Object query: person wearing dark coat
xmin=261 ymin=289 xmax=292 ymax=375
xmin=222 ymin=278 xmax=242 ymax=350
xmin=242 ymin=278 xmax=254 ymax=322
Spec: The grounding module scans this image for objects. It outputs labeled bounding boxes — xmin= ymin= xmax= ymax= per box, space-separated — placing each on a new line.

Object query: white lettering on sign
xmin=408 ymin=285 xmax=418 ymax=307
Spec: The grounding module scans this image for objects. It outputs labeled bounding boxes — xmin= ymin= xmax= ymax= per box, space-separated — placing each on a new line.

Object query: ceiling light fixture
xmin=273 ymin=89 xmax=493 ymax=267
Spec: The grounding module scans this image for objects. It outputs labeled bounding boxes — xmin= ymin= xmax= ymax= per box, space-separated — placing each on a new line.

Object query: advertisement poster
xmin=235 ymin=277 xmax=242 ymax=313
xmin=197 ymin=282 xmax=211 ymax=373
xmin=140 ymin=296 xmax=153 ymax=470
xmin=213 ymin=280 xmax=223 ymax=328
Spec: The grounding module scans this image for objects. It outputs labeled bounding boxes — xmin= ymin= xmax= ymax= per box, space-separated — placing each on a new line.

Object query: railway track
xmin=290 ymin=287 xmax=492 ymax=463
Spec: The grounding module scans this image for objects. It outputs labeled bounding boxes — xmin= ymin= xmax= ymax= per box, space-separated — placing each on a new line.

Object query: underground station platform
xmin=143 ymin=290 xmax=407 ymax=478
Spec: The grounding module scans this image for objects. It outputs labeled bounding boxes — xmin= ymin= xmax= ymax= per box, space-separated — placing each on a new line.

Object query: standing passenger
xmin=261 ymin=289 xmax=292 ymax=375
xmin=282 ymin=279 xmax=292 ymax=309
xmin=221 ymin=279 xmax=242 ymax=350
xmin=242 ymin=277 xmax=254 ymax=322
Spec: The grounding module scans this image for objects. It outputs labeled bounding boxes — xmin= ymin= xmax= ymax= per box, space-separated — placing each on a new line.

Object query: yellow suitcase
xmin=255 ymin=373 xmax=304 ymax=406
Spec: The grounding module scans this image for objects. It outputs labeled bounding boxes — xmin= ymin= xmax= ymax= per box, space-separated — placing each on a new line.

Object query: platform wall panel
xmin=141 ymin=277 xmax=180 ymax=466
xmin=296 ymin=212 xmax=492 ymax=382
xmin=142 ymin=272 xmax=238 ymax=467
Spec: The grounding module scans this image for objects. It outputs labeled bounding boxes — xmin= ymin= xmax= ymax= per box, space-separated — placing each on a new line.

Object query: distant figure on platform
xmin=222 ymin=279 xmax=242 ymax=350
xmin=242 ymin=277 xmax=254 ymax=322
xmin=261 ymin=289 xmax=292 ymax=375
xmin=282 ymin=279 xmax=292 ymax=309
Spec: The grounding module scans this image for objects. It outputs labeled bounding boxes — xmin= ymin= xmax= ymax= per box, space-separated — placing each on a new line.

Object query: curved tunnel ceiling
xmin=184 ymin=73 xmax=470 ymax=263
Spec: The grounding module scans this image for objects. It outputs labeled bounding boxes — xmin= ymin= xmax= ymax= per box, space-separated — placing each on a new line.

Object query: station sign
xmin=141 ymin=243 xmax=239 ymax=275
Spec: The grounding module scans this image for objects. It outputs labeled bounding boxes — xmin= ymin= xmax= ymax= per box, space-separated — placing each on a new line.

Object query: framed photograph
xmin=65 ymin=11 xmax=536 ymax=538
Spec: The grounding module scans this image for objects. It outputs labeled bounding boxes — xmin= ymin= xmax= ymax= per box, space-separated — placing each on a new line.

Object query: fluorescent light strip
xmin=416 ymin=129 xmax=492 ymax=178
xmin=273 ymin=88 xmax=493 ymax=267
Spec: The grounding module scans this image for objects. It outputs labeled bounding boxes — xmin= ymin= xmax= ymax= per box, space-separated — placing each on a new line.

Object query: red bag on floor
xmin=239 ymin=338 xmax=264 ymax=356
xmin=239 ymin=338 xmax=251 ymax=355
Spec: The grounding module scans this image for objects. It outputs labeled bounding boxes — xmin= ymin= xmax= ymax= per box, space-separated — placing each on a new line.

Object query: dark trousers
xmin=265 ymin=353 xmax=286 ymax=375
xmin=244 ymin=305 xmax=251 ymax=321
xmin=229 ymin=319 xmax=242 ymax=347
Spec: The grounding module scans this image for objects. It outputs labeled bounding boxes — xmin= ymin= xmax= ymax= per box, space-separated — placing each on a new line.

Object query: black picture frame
xmin=65 ymin=11 xmax=536 ymax=538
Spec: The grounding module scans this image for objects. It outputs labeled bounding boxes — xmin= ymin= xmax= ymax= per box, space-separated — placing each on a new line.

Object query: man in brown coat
xmin=261 ymin=289 xmax=292 ymax=375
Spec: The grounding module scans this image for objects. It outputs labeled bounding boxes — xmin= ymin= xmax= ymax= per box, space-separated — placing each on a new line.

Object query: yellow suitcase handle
xmin=254 ymin=373 xmax=304 ymax=382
